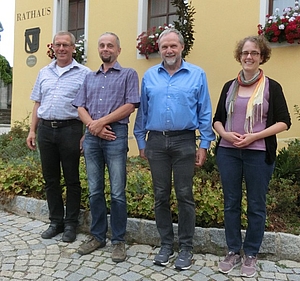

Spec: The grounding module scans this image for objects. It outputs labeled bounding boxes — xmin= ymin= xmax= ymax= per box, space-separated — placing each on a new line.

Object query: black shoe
xmin=62 ymin=225 xmax=77 ymax=242
xmin=41 ymin=224 xmax=64 ymax=239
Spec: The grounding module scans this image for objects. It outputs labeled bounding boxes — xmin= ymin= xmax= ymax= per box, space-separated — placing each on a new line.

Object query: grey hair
xmin=157 ymin=28 xmax=184 ymax=47
xmin=53 ymin=31 xmax=76 ymax=45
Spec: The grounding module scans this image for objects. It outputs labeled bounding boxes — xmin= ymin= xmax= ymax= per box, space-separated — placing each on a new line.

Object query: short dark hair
xmin=234 ymin=35 xmax=271 ymax=65
xmin=99 ymin=32 xmax=121 ymax=48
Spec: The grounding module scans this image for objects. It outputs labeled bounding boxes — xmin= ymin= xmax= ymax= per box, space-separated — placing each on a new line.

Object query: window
xmin=68 ymin=0 xmax=85 ymax=39
xmin=268 ymin=0 xmax=296 ymax=15
xmin=148 ymin=0 xmax=177 ymax=28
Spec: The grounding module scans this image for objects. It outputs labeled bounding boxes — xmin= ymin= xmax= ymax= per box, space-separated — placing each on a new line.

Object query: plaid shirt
xmin=73 ymin=62 xmax=140 ymax=124
xmin=30 ymin=59 xmax=91 ymax=120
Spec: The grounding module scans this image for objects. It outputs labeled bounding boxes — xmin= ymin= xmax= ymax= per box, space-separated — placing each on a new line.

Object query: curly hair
xmin=234 ymin=35 xmax=271 ymax=65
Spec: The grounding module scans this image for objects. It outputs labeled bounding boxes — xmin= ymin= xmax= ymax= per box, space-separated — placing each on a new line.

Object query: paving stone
xmin=0 ymin=209 xmax=299 ymax=281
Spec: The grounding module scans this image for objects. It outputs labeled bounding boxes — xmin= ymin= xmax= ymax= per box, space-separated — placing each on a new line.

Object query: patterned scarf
xmin=226 ymin=69 xmax=265 ymax=133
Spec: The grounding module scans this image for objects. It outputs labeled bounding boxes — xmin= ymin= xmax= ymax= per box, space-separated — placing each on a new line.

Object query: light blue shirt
xmin=30 ymin=59 xmax=91 ymax=120
xmin=134 ymin=60 xmax=215 ymax=150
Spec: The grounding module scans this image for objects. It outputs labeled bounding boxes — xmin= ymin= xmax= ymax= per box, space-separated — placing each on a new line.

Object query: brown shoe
xmin=78 ymin=237 xmax=106 ymax=255
xmin=111 ymin=242 xmax=126 ymax=262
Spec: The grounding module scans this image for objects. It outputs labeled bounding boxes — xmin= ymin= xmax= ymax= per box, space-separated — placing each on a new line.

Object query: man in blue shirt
xmin=134 ymin=28 xmax=215 ymax=270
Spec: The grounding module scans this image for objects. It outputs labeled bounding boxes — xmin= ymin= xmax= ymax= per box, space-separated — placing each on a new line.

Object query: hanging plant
xmin=136 ymin=24 xmax=175 ymax=59
xmin=171 ymin=0 xmax=196 ymax=59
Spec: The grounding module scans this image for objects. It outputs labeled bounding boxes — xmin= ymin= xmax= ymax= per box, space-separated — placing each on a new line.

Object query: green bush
xmin=273 ymin=139 xmax=300 ymax=183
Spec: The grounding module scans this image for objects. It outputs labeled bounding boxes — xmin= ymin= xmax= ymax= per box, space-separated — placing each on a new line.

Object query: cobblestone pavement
xmin=0 ymin=210 xmax=300 ymax=281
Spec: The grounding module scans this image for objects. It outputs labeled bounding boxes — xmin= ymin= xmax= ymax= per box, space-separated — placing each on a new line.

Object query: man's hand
xmin=98 ymin=125 xmax=117 ymax=141
xmin=139 ymin=149 xmax=147 ymax=160
xmin=26 ymin=131 xmax=37 ymax=150
xmin=87 ymin=119 xmax=104 ymax=136
xmin=195 ymin=148 xmax=207 ymax=167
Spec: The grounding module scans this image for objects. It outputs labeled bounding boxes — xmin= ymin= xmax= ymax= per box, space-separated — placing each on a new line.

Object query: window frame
xmin=267 ymin=0 xmax=297 ymax=15
xmin=137 ymin=0 xmax=182 ymax=58
xmin=53 ymin=0 xmax=89 ymax=60
xmin=147 ymin=0 xmax=177 ymax=28
xmin=68 ymin=0 xmax=85 ymax=39
xmin=53 ymin=0 xmax=88 ymax=38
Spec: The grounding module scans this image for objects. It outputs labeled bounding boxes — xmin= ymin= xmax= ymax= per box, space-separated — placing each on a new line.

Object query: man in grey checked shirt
xmin=27 ymin=31 xmax=91 ymax=243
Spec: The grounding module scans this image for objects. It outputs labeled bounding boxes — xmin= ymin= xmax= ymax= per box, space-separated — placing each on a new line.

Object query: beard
xmin=101 ymin=55 xmax=111 ymax=63
xmin=164 ymin=56 xmax=177 ymax=66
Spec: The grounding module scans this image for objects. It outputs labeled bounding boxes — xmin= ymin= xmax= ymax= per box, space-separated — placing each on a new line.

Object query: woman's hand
xmin=222 ymin=131 xmax=243 ymax=144
xmin=233 ymin=133 xmax=257 ymax=148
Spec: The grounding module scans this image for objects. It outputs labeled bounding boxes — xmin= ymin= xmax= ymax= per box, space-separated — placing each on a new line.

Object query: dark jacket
xmin=213 ymin=77 xmax=291 ymax=164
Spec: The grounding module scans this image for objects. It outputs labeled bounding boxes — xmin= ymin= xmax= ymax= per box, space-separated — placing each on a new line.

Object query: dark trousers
xmin=37 ymin=121 xmax=83 ymax=227
xmin=145 ymin=130 xmax=196 ymax=251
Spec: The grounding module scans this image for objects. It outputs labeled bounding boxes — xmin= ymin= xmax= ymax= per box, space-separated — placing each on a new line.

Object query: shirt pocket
xmin=173 ymin=86 xmax=198 ymax=106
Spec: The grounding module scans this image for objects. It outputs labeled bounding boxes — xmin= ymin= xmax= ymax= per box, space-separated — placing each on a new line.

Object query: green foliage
xmin=171 ymin=0 xmax=196 ymax=59
xmin=126 ymin=157 xmax=155 ymax=219
xmin=0 ymin=116 xmax=31 ymax=161
xmin=273 ymin=139 xmax=300 ymax=183
xmin=0 ymin=54 xmax=12 ymax=85
xmin=1 ymin=119 xmax=300 ymax=234
xmin=267 ymin=177 xmax=300 ymax=234
xmin=0 ymin=157 xmax=45 ymax=200
xmin=294 ymin=104 xmax=300 ymax=121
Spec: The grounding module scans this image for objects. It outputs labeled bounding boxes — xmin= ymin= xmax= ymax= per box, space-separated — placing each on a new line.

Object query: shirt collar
xmin=96 ymin=61 xmax=121 ymax=74
xmin=49 ymin=58 xmax=79 ymax=70
xmin=158 ymin=59 xmax=190 ymax=74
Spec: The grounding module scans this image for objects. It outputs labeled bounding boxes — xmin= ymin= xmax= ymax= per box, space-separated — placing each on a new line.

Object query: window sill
xmin=137 ymin=52 xmax=160 ymax=60
xmin=270 ymin=41 xmax=300 ymax=48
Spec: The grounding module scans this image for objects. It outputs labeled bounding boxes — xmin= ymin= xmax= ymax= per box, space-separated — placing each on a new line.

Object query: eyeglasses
xmin=241 ymin=51 xmax=260 ymax=57
xmin=53 ymin=43 xmax=73 ymax=48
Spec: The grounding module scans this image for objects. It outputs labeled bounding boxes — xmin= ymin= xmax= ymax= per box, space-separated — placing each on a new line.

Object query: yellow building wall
xmin=13 ymin=0 xmax=53 ymax=123
xmin=12 ymin=0 xmax=299 ymax=156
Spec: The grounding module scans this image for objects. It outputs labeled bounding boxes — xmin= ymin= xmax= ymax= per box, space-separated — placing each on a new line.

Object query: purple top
xmin=220 ymin=79 xmax=270 ymax=151
xmin=73 ymin=61 xmax=140 ymax=124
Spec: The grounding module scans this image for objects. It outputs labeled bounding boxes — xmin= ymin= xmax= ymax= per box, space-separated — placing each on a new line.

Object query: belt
xmin=41 ymin=119 xmax=81 ymax=128
xmin=151 ymin=130 xmax=193 ymax=136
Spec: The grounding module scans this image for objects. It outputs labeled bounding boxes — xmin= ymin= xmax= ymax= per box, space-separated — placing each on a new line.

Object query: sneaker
xmin=111 ymin=242 xmax=126 ymax=263
xmin=78 ymin=237 xmax=106 ymax=255
xmin=241 ymin=255 xmax=257 ymax=277
xmin=153 ymin=247 xmax=175 ymax=266
xmin=174 ymin=249 xmax=193 ymax=270
xmin=218 ymin=251 xmax=242 ymax=274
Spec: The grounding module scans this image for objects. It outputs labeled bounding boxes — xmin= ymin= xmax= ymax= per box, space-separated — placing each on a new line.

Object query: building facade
xmin=12 ymin=0 xmax=299 ymax=155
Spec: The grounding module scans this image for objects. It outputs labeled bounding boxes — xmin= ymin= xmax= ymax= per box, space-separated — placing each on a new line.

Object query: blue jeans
xmin=145 ymin=131 xmax=196 ymax=251
xmin=216 ymin=147 xmax=275 ymax=256
xmin=83 ymin=123 xmax=128 ymax=244
xmin=37 ymin=120 xmax=83 ymax=227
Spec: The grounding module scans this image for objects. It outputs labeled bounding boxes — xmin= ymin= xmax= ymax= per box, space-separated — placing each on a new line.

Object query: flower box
xmin=258 ymin=2 xmax=300 ymax=45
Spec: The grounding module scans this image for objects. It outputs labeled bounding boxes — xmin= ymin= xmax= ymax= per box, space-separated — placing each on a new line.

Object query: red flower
xmin=258 ymin=4 xmax=300 ymax=44
xmin=136 ymin=24 xmax=174 ymax=59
